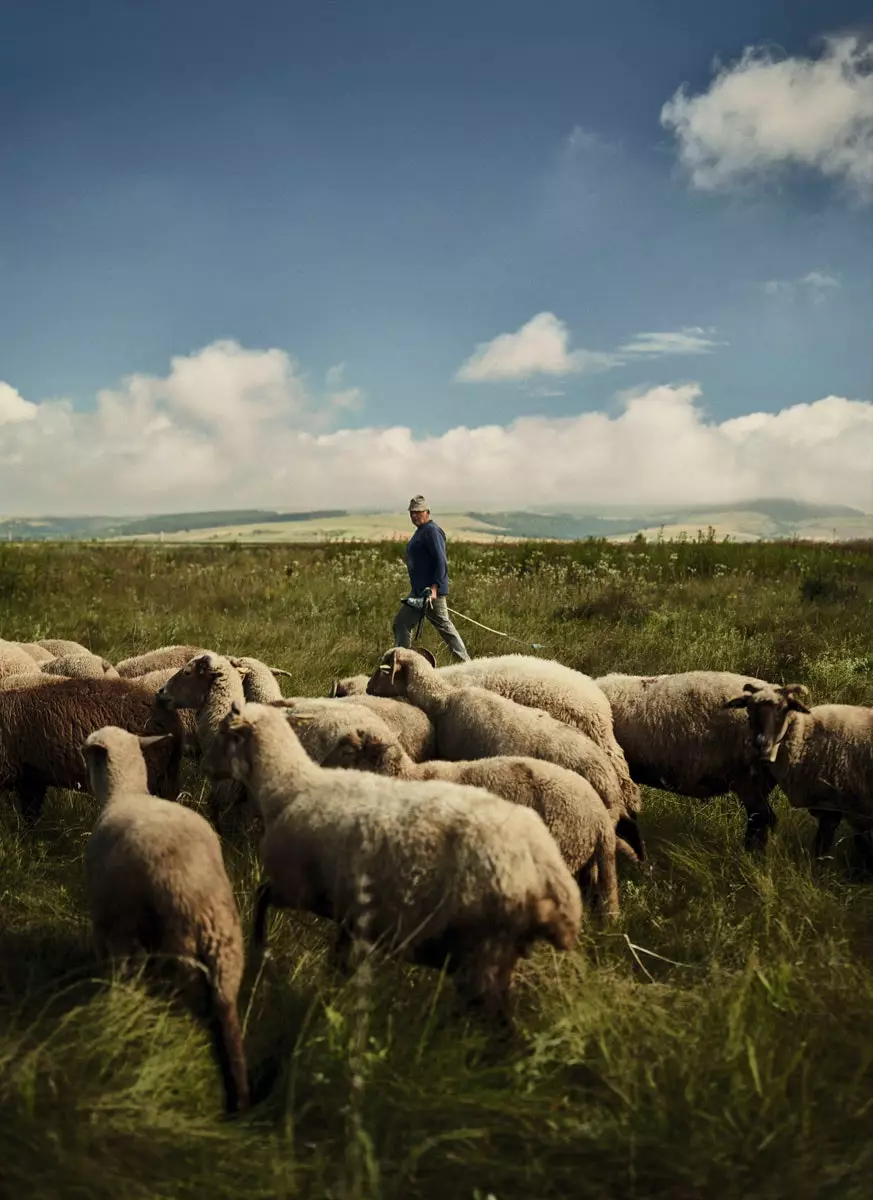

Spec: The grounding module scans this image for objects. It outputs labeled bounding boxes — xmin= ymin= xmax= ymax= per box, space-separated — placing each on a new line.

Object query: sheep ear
xmin=84 ymin=741 xmax=108 ymax=762
xmin=138 ymin=733 xmax=173 ymax=750
xmin=724 ymin=695 xmax=749 ymax=709
xmin=230 ymin=699 xmax=243 ymax=717
xmin=742 ymin=682 xmax=761 ymax=694
xmin=328 ymin=679 xmax=339 ymax=697
xmin=412 ymin=647 xmax=436 ymax=668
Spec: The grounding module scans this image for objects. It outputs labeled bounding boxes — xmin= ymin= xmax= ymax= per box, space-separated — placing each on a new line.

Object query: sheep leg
xmin=736 ymin=782 xmax=778 ymax=851
xmin=593 ymin=842 xmax=620 ymax=920
xmin=810 ymin=809 xmax=841 ymax=861
xmin=16 ymin=771 xmax=47 ymax=828
xmin=203 ymin=984 xmax=251 ymax=1117
xmin=252 ymin=881 xmax=273 ymax=953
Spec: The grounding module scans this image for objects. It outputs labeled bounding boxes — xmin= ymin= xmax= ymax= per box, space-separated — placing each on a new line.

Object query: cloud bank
xmin=1 ymin=341 xmax=871 ymax=516
xmin=455 ymin=313 xmax=721 ymax=383
xmin=661 ymin=34 xmax=873 ymax=198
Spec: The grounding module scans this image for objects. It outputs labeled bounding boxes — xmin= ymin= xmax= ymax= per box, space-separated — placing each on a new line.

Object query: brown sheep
xmin=0 ymin=677 xmax=183 ymax=824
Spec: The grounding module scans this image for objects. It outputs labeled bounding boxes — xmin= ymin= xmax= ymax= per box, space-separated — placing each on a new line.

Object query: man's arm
xmin=420 ymin=523 xmax=447 ymax=596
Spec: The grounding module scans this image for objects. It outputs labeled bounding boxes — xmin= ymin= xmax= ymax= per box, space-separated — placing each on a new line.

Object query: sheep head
xmin=157 ymin=652 xmax=227 ymax=710
xmin=724 ymin=681 xmax=811 ymax=762
xmin=83 ymin=725 xmax=174 ymax=801
xmin=320 ymin=728 xmax=393 ymax=772
xmin=366 ymin=647 xmax=434 ymax=697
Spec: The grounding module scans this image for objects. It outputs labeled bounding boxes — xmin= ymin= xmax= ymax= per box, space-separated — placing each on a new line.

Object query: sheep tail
xmin=197 ymin=928 xmax=250 ymax=1116
xmin=204 ymin=987 xmax=250 ymax=1116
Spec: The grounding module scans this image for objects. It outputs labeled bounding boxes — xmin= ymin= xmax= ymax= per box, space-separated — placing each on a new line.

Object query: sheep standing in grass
xmin=321 ymin=728 xmax=639 ymax=914
xmin=335 ymin=650 xmax=639 ymax=815
xmin=725 ymin=681 xmax=873 ymax=865
xmin=157 ymin=653 xmax=248 ymax=829
xmin=83 ymin=725 xmax=249 ymax=1115
xmin=274 ymin=695 xmax=435 ymax=763
xmin=0 ymin=640 xmax=41 ymax=681
xmin=203 ymin=701 xmax=582 ymax=1021
xmin=367 ymin=649 xmax=645 ymax=859
xmin=596 ymin=671 xmax=780 ymax=850
xmin=0 ymin=677 xmax=183 ymax=823
xmin=136 ymin=668 xmax=201 ymax=757
xmin=115 ymin=644 xmax=208 ymax=678
xmin=41 ymin=653 xmax=120 ymax=679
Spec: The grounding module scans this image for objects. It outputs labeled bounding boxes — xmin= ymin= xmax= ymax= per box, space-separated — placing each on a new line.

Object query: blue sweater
xmin=406 ymin=519 xmax=449 ymax=596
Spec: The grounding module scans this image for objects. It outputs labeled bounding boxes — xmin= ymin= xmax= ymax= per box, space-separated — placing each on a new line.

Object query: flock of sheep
xmin=2 ymin=633 xmax=871 ymax=1119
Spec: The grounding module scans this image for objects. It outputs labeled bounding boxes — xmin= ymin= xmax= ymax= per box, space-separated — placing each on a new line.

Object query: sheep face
xmin=366 ymin=649 xmax=411 ymax=698
xmin=203 ymin=705 xmax=252 ymax=783
xmin=328 ymin=675 xmax=368 ymax=698
xmin=724 ymin=682 xmax=811 ymax=762
xmin=157 ymin=653 xmax=225 ymax=710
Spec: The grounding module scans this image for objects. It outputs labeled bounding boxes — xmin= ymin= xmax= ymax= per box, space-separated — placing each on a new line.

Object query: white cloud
xmin=0 ymin=382 xmax=38 ymax=426
xmin=763 ymin=271 xmax=842 ymax=301
xmin=1 ymin=343 xmax=870 ymax=515
xmin=455 ymin=312 xmax=620 ymax=382
xmin=617 ymin=327 xmax=722 ymax=356
xmin=324 ymin=362 xmax=365 ymax=412
xmin=456 ymin=314 xmax=725 ymax=383
xmin=661 ymin=35 xmax=873 ymax=198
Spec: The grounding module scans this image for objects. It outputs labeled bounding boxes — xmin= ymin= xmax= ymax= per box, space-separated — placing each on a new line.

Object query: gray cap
xmin=408 ymin=495 xmax=429 ymax=512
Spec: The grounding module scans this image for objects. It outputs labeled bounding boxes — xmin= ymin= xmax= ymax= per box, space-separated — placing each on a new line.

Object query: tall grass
xmin=1 ymin=536 xmax=872 ymax=1199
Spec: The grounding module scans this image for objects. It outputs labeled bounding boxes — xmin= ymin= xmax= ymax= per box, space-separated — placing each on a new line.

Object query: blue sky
xmin=1 ymin=0 xmax=871 ymax=514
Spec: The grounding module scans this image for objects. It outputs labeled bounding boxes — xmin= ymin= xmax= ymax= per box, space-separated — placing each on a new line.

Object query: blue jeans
xmin=393 ymin=595 xmax=470 ymax=661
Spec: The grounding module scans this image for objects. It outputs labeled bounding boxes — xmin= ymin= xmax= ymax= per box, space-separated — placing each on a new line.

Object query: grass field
xmin=1 ymin=534 xmax=873 ymax=1200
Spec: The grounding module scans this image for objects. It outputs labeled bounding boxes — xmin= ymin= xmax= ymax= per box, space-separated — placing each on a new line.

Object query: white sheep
xmin=37 ymin=638 xmax=92 ymax=657
xmin=0 ymin=639 xmax=41 ymax=681
xmin=115 ymin=644 xmax=209 ymax=678
xmin=204 ymin=701 xmax=582 ymax=1022
xmin=336 ymin=650 xmax=639 ymax=814
xmin=725 ymin=681 xmax=873 ymax=866
xmin=12 ymin=642 xmax=56 ymax=664
xmin=274 ymin=694 xmax=435 ymax=763
xmin=321 ymin=727 xmax=641 ymax=914
xmin=157 ymin=652 xmax=249 ymax=829
xmin=227 ymin=656 xmax=293 ymax=704
xmin=83 ymin=725 xmax=249 ymax=1115
xmin=367 ymin=648 xmax=645 ymax=859
xmin=596 ymin=670 xmax=780 ymax=850
xmin=41 ymin=653 xmax=120 ymax=679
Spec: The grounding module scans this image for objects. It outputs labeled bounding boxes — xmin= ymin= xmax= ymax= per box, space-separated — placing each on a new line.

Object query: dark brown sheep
xmin=0 ymin=677 xmax=183 ymax=824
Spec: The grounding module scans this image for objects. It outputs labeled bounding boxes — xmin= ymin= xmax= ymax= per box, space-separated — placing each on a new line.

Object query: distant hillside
xmin=1 ymin=498 xmax=869 ymax=544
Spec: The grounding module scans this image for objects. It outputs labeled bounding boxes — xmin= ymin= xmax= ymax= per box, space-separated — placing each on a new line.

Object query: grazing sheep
xmin=335 ymin=651 xmax=639 ymax=813
xmin=83 ymin=726 xmax=249 ymax=1115
xmin=0 ymin=677 xmax=183 ymax=824
xmin=367 ymin=649 xmax=644 ymax=859
xmin=41 ymin=653 xmax=120 ymax=679
xmin=38 ymin=638 xmax=92 ymax=657
xmin=321 ymin=728 xmax=640 ymax=914
xmin=329 ymin=674 xmax=369 ymax=697
xmin=136 ymin=668 xmax=201 ymax=757
xmin=274 ymin=695 xmax=436 ymax=763
xmin=12 ymin=642 xmax=56 ymax=664
xmin=204 ymin=701 xmax=582 ymax=1021
xmin=157 ymin=653 xmax=248 ymax=828
xmin=227 ymin=657 xmax=293 ymax=704
xmin=725 ymin=681 xmax=873 ymax=865
xmin=0 ymin=640 xmax=41 ymax=681
xmin=115 ymin=644 xmax=209 ymax=678
xmin=597 ymin=671 xmax=780 ymax=850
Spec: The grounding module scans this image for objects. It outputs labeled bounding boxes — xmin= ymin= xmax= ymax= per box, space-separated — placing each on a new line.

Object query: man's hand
xmin=430 ymin=585 xmax=437 ymax=599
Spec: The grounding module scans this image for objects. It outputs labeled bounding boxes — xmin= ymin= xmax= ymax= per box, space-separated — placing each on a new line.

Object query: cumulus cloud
xmin=455 ymin=312 xmax=620 ymax=382
xmin=0 ymin=382 xmax=38 ymax=426
xmin=661 ymin=35 xmax=873 ymax=198
xmin=1 ymin=342 xmax=870 ymax=515
xmin=456 ymin=314 xmax=724 ymax=382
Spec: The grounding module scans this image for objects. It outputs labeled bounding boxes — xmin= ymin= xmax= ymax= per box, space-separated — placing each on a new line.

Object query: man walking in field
xmin=394 ymin=496 xmax=471 ymax=661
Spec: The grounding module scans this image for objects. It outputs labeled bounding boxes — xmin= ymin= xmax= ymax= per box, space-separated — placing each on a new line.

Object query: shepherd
xmin=393 ymin=495 xmax=471 ymax=661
